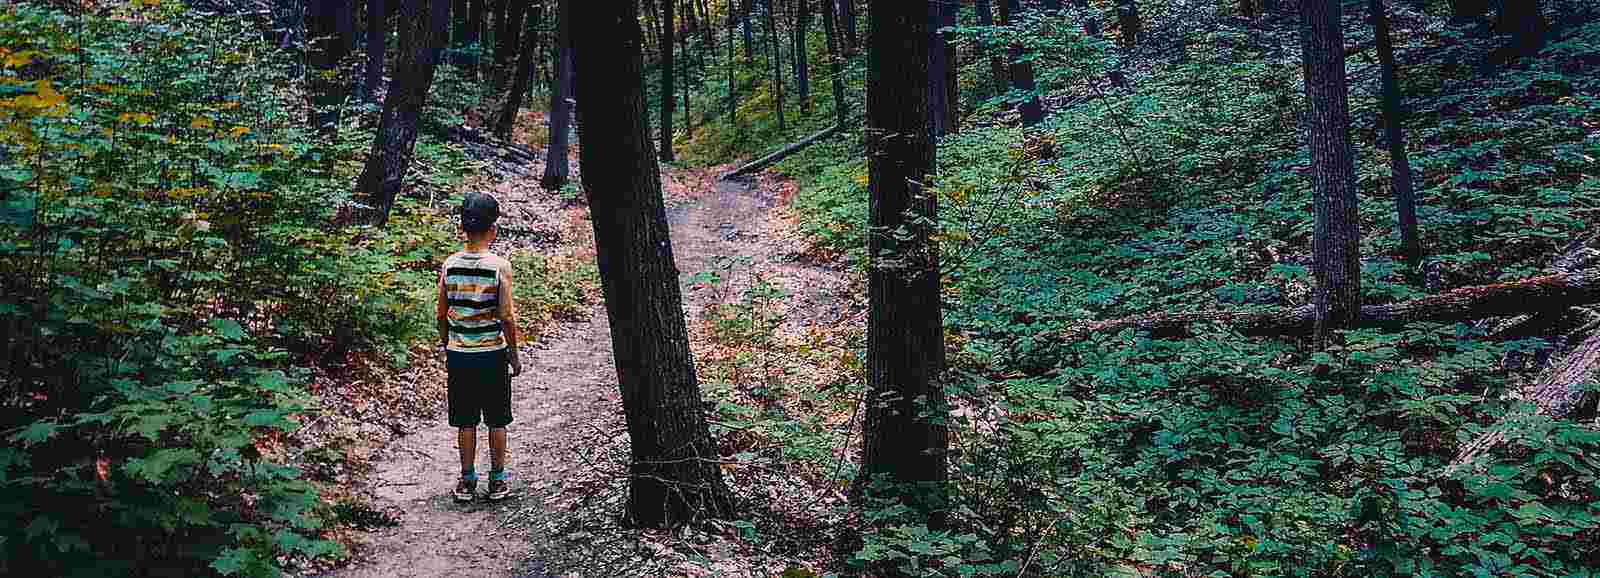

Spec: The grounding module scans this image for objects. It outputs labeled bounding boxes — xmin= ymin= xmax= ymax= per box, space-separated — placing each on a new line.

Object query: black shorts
xmin=446 ymin=348 xmax=512 ymax=428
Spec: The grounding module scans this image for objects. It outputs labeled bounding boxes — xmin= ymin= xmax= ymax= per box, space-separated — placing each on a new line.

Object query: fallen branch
xmin=1450 ymin=324 xmax=1600 ymax=471
xmin=718 ymin=124 xmax=840 ymax=181
xmin=1058 ymin=270 xmax=1600 ymax=343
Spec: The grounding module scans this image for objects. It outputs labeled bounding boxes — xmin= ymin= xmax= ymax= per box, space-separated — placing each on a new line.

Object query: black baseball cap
xmin=461 ymin=192 xmax=500 ymax=233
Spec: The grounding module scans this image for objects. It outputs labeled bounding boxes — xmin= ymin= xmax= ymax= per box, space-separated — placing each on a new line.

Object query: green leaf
xmin=209 ymin=318 xmax=247 ymax=342
xmin=11 ymin=420 xmax=60 ymax=446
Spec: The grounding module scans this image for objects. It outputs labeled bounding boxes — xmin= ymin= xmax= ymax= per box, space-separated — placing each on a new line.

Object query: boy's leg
xmin=458 ymin=427 xmax=478 ymax=472
xmin=488 ymin=428 xmax=507 ymax=472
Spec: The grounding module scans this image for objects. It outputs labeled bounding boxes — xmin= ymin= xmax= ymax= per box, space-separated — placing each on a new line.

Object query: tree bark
xmin=1001 ymin=0 xmax=1042 ymax=126
xmin=794 ymin=0 xmax=812 ymax=115
xmin=1115 ymin=0 xmax=1140 ymax=48
xmin=660 ymin=0 xmax=677 ymax=162
xmin=355 ymin=0 xmax=449 ymax=227
xmin=842 ymin=0 xmax=857 ymax=54
xmin=1451 ymin=328 xmax=1600 ymax=471
xmin=820 ymin=0 xmax=847 ymax=127
xmin=540 ymin=0 xmax=574 ymax=190
xmin=463 ymin=0 xmax=486 ymax=71
xmin=1056 ymin=271 xmax=1600 ymax=343
xmin=1301 ymin=0 xmax=1361 ymax=347
xmin=1370 ymin=0 xmax=1420 ymax=274
xmin=365 ymin=0 xmax=386 ymax=101
xmin=741 ymin=0 xmax=756 ymax=61
xmin=858 ymin=0 xmax=948 ymax=522
xmin=493 ymin=1 xmax=539 ymax=140
xmin=718 ymin=124 xmax=839 ymax=180
xmin=1496 ymin=0 xmax=1546 ymax=59
xmin=927 ymin=0 xmax=957 ymax=136
xmin=762 ymin=0 xmax=786 ymax=132
xmin=976 ymin=0 xmax=1008 ymax=97
xmin=570 ymin=0 xmax=735 ymax=527
xmin=728 ymin=0 xmax=741 ymax=124
xmin=492 ymin=0 xmax=528 ymax=88
xmin=308 ymin=0 xmax=353 ymax=137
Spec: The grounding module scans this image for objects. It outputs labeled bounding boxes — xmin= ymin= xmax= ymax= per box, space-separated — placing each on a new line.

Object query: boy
xmin=436 ymin=192 xmax=522 ymax=502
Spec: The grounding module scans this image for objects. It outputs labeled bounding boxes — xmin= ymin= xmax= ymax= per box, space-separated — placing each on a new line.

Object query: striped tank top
xmin=443 ymin=251 xmax=508 ymax=353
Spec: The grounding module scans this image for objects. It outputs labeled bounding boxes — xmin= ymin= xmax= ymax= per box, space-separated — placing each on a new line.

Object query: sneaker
xmin=453 ymin=478 xmax=477 ymax=502
xmin=486 ymin=477 xmax=510 ymax=501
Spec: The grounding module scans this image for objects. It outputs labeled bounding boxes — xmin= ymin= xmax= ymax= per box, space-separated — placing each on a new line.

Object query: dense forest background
xmin=3 ymin=0 xmax=1600 ymax=576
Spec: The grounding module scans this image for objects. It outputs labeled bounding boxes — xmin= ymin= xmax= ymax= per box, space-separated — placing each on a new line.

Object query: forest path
xmin=321 ymin=172 xmax=782 ymax=578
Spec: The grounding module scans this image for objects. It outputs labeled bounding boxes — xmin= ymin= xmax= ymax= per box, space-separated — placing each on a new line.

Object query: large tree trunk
xmin=365 ymin=0 xmax=385 ymax=101
xmin=540 ymin=0 xmax=574 ymax=190
xmin=858 ymin=0 xmax=948 ymax=523
xmin=1496 ymin=0 xmax=1546 ymax=59
xmin=820 ymin=0 xmax=847 ymax=127
xmin=492 ymin=1 xmax=539 ymax=140
xmin=1056 ymin=270 xmax=1600 ymax=343
xmin=1301 ymin=0 xmax=1361 ymax=347
xmin=1000 ymin=0 xmax=1042 ymax=126
xmin=660 ymin=0 xmax=677 ymax=162
xmin=570 ymin=0 xmax=735 ymax=527
xmin=355 ymin=0 xmax=449 ymax=227
xmin=308 ymin=0 xmax=353 ymax=137
xmin=1371 ymin=0 xmax=1420 ymax=273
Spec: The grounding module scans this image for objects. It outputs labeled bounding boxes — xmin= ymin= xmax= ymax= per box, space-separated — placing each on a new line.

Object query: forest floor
xmin=316 ymin=152 xmax=858 ymax=577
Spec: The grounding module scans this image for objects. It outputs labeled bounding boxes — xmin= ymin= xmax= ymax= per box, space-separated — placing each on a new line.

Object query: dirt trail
xmin=322 ymin=175 xmax=796 ymax=578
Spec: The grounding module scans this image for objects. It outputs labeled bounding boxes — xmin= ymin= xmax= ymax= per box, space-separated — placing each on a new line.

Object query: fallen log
xmin=1057 ymin=270 xmax=1600 ymax=343
xmin=1449 ymin=320 xmax=1600 ymax=471
xmin=718 ymin=124 xmax=840 ymax=181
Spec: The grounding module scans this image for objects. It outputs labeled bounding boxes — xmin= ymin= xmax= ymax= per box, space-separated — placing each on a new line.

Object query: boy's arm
xmin=436 ymin=268 xmax=450 ymax=351
xmin=498 ymin=260 xmax=521 ymax=376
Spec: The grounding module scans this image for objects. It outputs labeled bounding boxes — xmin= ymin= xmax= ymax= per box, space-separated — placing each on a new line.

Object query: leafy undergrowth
xmin=678 ymin=7 xmax=1600 ymax=578
xmin=0 ymin=4 xmax=593 ymax=576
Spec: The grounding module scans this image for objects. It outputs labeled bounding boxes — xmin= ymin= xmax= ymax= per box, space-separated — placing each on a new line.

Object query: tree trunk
xmin=763 ymin=0 xmax=786 ymax=132
xmin=1301 ymin=0 xmax=1361 ymax=347
xmin=741 ymin=0 xmax=755 ymax=61
xmin=355 ymin=0 xmax=450 ymax=227
xmin=728 ymin=0 xmax=740 ymax=124
xmin=1115 ymin=0 xmax=1140 ymax=48
xmin=842 ymin=0 xmax=857 ymax=54
xmin=1449 ymin=0 xmax=1489 ymax=22
xmin=977 ymin=0 xmax=1008 ymax=97
xmin=858 ymin=0 xmax=948 ymax=523
xmin=570 ymin=0 xmax=735 ymax=527
xmin=1496 ymin=0 xmax=1546 ymax=59
xmin=492 ymin=0 xmax=528 ymax=88
xmin=308 ymin=0 xmax=353 ymax=137
xmin=463 ymin=0 xmax=485 ymax=71
xmin=540 ymin=0 xmax=574 ymax=190
xmin=365 ymin=0 xmax=386 ymax=101
xmin=1241 ymin=0 xmax=1256 ymax=18
xmin=660 ymin=0 xmax=677 ymax=162
xmin=493 ymin=2 xmax=539 ymax=140
xmin=681 ymin=0 xmax=694 ymax=138
xmin=1370 ymin=0 xmax=1420 ymax=274
xmin=1056 ymin=270 xmax=1600 ymax=343
xmin=820 ymin=0 xmax=847 ymax=127
xmin=794 ymin=0 xmax=812 ymax=115
xmin=927 ymin=0 xmax=956 ymax=136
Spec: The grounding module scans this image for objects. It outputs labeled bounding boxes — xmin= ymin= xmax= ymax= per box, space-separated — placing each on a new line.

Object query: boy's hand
xmin=508 ymin=352 xmax=522 ymax=377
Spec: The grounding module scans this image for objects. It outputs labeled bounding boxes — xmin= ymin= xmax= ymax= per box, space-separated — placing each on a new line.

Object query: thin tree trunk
xmin=1003 ymin=0 xmax=1042 ymax=126
xmin=493 ymin=1 xmax=539 ymax=140
xmin=795 ymin=0 xmax=811 ymax=115
xmin=1115 ymin=0 xmax=1140 ymax=48
xmin=308 ymin=0 xmax=353 ymax=137
xmin=463 ymin=0 xmax=485 ymax=72
xmin=644 ymin=0 xmax=662 ymax=55
xmin=1370 ymin=0 xmax=1420 ymax=274
xmin=540 ymin=0 xmax=574 ymax=190
xmin=820 ymin=0 xmax=847 ymax=127
xmin=858 ymin=0 xmax=947 ymax=525
xmin=1449 ymin=0 xmax=1489 ymax=22
xmin=763 ymin=0 xmax=786 ymax=132
xmin=660 ymin=0 xmax=677 ymax=162
xmin=681 ymin=0 xmax=693 ymax=138
xmin=356 ymin=0 xmax=450 ymax=227
xmin=1302 ymin=0 xmax=1361 ymax=346
xmin=492 ymin=0 xmax=527 ymax=88
xmin=977 ymin=0 xmax=1007 ymax=97
xmin=842 ymin=0 xmax=857 ymax=54
xmin=365 ymin=0 xmax=385 ymax=101
xmin=742 ymin=0 xmax=755 ymax=61
xmin=570 ymin=0 xmax=735 ymax=527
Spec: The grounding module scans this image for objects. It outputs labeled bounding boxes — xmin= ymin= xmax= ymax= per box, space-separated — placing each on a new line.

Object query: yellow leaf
xmin=2 ymin=50 xmax=38 ymax=69
xmin=11 ymin=81 xmax=68 ymax=117
xmin=189 ymin=115 xmax=214 ymax=130
xmin=228 ymin=126 xmax=249 ymax=138
xmin=117 ymin=112 xmax=155 ymax=126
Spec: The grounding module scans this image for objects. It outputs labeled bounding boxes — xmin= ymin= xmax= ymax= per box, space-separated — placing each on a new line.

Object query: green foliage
xmin=0 ymin=4 xmax=460 ymax=575
xmin=508 ymin=248 xmax=598 ymax=339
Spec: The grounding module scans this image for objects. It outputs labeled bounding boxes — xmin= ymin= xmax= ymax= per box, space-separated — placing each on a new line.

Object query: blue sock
xmin=489 ymin=469 xmax=507 ymax=482
xmin=462 ymin=468 xmax=477 ymax=482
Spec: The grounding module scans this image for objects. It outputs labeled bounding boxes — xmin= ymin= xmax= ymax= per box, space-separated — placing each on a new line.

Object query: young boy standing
xmin=436 ymin=192 xmax=522 ymax=502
